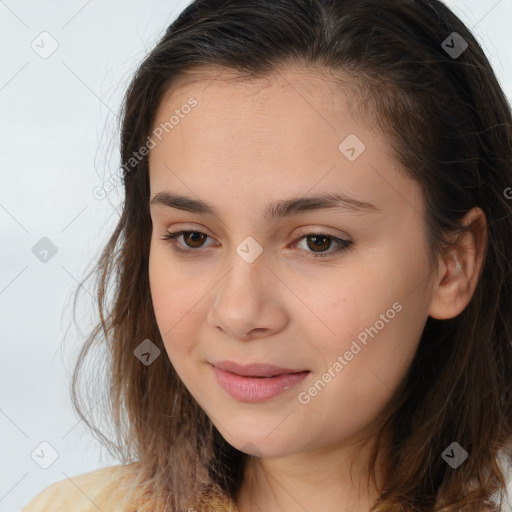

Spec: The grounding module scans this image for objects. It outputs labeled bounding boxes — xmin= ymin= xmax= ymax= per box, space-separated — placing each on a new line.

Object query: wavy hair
xmin=69 ymin=1 xmax=512 ymax=510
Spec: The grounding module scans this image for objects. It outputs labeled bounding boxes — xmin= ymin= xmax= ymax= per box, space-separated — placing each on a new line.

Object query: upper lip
xmin=210 ymin=360 xmax=309 ymax=377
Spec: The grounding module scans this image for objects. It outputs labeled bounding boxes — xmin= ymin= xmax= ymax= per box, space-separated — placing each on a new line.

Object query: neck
xmin=235 ymin=432 xmax=388 ymax=512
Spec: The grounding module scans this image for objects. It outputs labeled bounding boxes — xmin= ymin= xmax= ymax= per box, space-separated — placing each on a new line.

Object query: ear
xmin=428 ymin=207 xmax=488 ymax=320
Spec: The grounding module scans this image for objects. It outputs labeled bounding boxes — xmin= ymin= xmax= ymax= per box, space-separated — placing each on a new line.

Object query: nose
xmin=206 ymin=249 xmax=288 ymax=341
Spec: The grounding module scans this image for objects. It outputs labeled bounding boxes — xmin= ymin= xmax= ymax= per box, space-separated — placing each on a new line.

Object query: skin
xmin=147 ymin=65 xmax=487 ymax=512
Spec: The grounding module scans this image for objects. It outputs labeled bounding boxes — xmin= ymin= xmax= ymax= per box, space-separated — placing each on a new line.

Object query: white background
xmin=1 ymin=1 xmax=511 ymax=511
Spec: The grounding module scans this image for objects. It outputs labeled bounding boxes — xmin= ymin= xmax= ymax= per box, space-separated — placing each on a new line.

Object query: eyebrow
xmin=150 ymin=191 xmax=380 ymax=221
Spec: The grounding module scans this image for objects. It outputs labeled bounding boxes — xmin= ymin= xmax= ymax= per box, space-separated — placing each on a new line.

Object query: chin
xmin=214 ymin=420 xmax=306 ymax=458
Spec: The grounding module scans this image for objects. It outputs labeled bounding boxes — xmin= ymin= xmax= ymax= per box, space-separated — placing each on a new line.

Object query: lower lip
xmin=211 ymin=365 xmax=310 ymax=403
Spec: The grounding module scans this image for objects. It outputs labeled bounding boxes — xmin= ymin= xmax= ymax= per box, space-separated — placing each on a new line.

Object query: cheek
xmin=149 ymin=243 xmax=191 ymax=321
xmin=343 ymin=283 xmax=425 ymax=419
xmin=148 ymin=246 xmax=210 ymax=363
xmin=297 ymin=303 xmax=422 ymax=448
xmin=302 ymin=243 xmax=428 ymax=392
xmin=149 ymin=247 xmax=174 ymax=329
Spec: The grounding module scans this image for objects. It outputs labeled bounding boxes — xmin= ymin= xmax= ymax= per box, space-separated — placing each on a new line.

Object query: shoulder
xmin=21 ymin=464 xmax=139 ymax=512
xmin=488 ymin=449 xmax=512 ymax=512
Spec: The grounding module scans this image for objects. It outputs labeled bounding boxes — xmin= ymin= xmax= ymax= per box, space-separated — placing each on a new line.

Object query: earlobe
xmin=428 ymin=207 xmax=487 ymax=320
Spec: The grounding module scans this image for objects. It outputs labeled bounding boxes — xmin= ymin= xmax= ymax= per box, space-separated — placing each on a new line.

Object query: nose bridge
xmin=207 ymin=236 xmax=284 ymax=338
xmin=218 ymin=236 xmax=269 ymax=302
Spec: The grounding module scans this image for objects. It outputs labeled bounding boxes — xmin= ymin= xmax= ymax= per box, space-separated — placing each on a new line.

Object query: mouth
xmin=208 ymin=361 xmax=311 ymax=403
xmin=209 ymin=360 xmax=309 ymax=378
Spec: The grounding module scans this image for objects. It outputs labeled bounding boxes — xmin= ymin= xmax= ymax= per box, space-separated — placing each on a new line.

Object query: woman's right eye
xmin=159 ymin=230 xmax=215 ymax=254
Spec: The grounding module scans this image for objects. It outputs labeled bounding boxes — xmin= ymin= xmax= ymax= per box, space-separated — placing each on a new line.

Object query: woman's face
xmin=148 ymin=66 xmax=438 ymax=458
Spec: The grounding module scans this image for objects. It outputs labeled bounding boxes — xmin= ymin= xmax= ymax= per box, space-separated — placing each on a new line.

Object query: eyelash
xmin=159 ymin=228 xmax=353 ymax=259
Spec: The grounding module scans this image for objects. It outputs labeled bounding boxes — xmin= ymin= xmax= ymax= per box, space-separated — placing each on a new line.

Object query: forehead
xmin=149 ymin=65 xmax=372 ymax=171
xmin=147 ymin=65 xmax=423 ymax=226
xmin=158 ymin=64 xmax=349 ymax=109
xmin=154 ymin=66 xmax=367 ymax=143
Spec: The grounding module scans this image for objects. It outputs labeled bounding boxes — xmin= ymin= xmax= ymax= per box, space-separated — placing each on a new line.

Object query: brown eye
xmin=181 ymin=231 xmax=207 ymax=248
xmin=305 ymin=234 xmax=332 ymax=253
xmin=160 ymin=230 xmax=213 ymax=253
xmin=293 ymin=230 xmax=353 ymax=258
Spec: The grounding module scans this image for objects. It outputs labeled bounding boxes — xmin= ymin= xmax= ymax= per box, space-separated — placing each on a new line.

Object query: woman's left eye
xmin=159 ymin=229 xmax=353 ymax=259
xmin=293 ymin=231 xmax=352 ymax=257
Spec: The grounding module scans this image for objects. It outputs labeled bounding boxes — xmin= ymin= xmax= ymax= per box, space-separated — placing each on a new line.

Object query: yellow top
xmin=21 ymin=464 xmax=139 ymax=512
xmin=20 ymin=460 xmax=512 ymax=511
xmin=20 ymin=463 xmax=237 ymax=512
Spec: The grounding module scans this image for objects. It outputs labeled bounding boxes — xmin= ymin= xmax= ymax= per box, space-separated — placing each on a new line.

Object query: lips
xmin=209 ymin=361 xmax=311 ymax=402
xmin=210 ymin=360 xmax=309 ymax=378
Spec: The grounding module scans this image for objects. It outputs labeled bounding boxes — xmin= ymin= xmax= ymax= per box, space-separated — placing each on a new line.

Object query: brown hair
xmin=68 ymin=1 xmax=512 ymax=511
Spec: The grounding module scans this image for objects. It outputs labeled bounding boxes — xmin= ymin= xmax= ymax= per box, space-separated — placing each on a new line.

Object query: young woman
xmin=22 ymin=0 xmax=512 ymax=511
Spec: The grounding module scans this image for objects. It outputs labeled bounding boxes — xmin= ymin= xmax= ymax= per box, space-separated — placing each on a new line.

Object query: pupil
xmin=187 ymin=232 xmax=205 ymax=247
xmin=308 ymin=235 xmax=329 ymax=252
